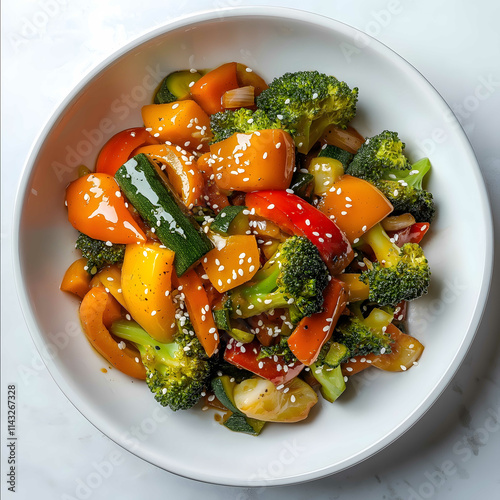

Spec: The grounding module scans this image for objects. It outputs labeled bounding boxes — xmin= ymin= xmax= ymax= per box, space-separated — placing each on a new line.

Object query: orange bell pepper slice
xmin=210 ymin=129 xmax=295 ymax=192
xmin=287 ymin=278 xmax=348 ymax=366
xmin=190 ymin=62 xmax=239 ymax=115
xmin=173 ymin=269 xmax=219 ymax=357
xmin=201 ymin=235 xmax=260 ymax=293
xmin=60 ymin=258 xmax=91 ymax=299
xmin=318 ymin=174 xmax=393 ymax=243
xmin=90 ymin=265 xmax=127 ymax=308
xmin=236 ymin=63 xmax=268 ymax=97
xmin=141 ymin=100 xmax=211 ymax=152
xmin=133 ymin=144 xmax=204 ymax=209
xmin=80 ymin=286 xmax=146 ymax=379
xmin=66 ymin=173 xmax=146 ymax=244
xmin=96 ymin=127 xmax=158 ymax=176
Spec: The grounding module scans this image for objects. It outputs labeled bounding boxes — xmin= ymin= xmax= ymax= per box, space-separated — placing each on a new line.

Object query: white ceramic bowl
xmin=14 ymin=7 xmax=493 ymax=486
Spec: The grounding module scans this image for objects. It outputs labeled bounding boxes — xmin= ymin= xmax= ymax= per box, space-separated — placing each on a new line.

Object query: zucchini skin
xmin=115 ymin=154 xmax=213 ymax=276
xmin=210 ymin=205 xmax=247 ymax=235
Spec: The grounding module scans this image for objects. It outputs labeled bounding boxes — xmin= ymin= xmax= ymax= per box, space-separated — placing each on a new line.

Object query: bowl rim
xmin=12 ymin=5 xmax=494 ymax=487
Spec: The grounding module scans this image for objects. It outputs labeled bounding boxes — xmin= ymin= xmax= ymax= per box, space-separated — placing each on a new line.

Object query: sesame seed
xmin=341 ymin=211 xmax=347 ymax=215
xmin=400 ymin=365 xmax=407 ymax=371
xmin=362 ymin=225 xmax=367 ymax=232
xmin=346 ymin=367 xmax=353 ymax=372
xmin=171 ymin=103 xmax=179 ymax=109
xmin=267 ymin=204 xmax=275 ymax=209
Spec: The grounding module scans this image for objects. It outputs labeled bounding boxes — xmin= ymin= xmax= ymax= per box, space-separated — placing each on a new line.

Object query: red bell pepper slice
xmin=224 ymin=338 xmax=304 ymax=386
xmin=245 ymin=190 xmax=354 ymax=275
xmin=388 ymin=222 xmax=430 ymax=247
xmin=96 ymin=127 xmax=158 ymax=176
xmin=287 ymin=278 xmax=348 ymax=366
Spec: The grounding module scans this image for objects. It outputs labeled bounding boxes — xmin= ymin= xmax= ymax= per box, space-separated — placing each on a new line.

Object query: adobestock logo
xmin=415 ymin=74 xmax=499 ymax=158
xmin=340 ymin=0 xmax=404 ymax=63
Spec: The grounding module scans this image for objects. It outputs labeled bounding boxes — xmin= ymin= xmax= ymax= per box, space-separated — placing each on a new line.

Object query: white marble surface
xmin=1 ymin=0 xmax=500 ymax=498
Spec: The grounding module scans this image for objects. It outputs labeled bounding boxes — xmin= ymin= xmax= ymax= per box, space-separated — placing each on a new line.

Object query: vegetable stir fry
xmin=61 ymin=62 xmax=433 ymax=435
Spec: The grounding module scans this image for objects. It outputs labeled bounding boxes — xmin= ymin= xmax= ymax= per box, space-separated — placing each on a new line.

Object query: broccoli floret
xmin=256 ymin=70 xmax=358 ymax=154
xmin=210 ymin=108 xmax=290 ymax=144
xmin=333 ymin=303 xmax=394 ymax=356
xmin=310 ymin=341 xmax=350 ymax=402
xmin=374 ymin=158 xmax=436 ymax=222
xmin=75 ymin=232 xmax=125 ymax=275
xmin=359 ymin=223 xmax=431 ymax=306
xmin=110 ymin=320 xmax=210 ymax=411
xmin=346 ymin=130 xmax=410 ymax=181
xmin=174 ymin=318 xmax=209 ymax=361
xmin=257 ymin=337 xmax=298 ymax=364
xmin=229 ymin=235 xmax=329 ymax=323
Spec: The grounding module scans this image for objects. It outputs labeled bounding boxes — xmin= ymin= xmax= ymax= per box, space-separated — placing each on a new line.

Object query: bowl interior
xmin=15 ymin=8 xmax=492 ymax=486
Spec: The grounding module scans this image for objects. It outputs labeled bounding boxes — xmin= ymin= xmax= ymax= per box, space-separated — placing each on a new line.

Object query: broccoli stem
xmin=311 ymin=364 xmax=346 ymax=403
xmin=406 ymin=158 xmax=431 ymax=189
xmin=241 ymin=263 xmax=281 ymax=298
xmin=382 ymin=157 xmax=431 ymax=189
xmin=362 ymin=223 xmax=400 ymax=267
xmin=110 ymin=320 xmax=178 ymax=361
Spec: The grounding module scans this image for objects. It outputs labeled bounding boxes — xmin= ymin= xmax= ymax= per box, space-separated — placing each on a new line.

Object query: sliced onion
xmin=321 ymin=125 xmax=365 ymax=154
xmin=381 ymin=213 xmax=416 ymax=231
xmin=222 ymin=85 xmax=255 ymax=108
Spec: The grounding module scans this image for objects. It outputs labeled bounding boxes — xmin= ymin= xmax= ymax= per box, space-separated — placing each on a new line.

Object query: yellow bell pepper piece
xmin=121 ymin=242 xmax=177 ymax=343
